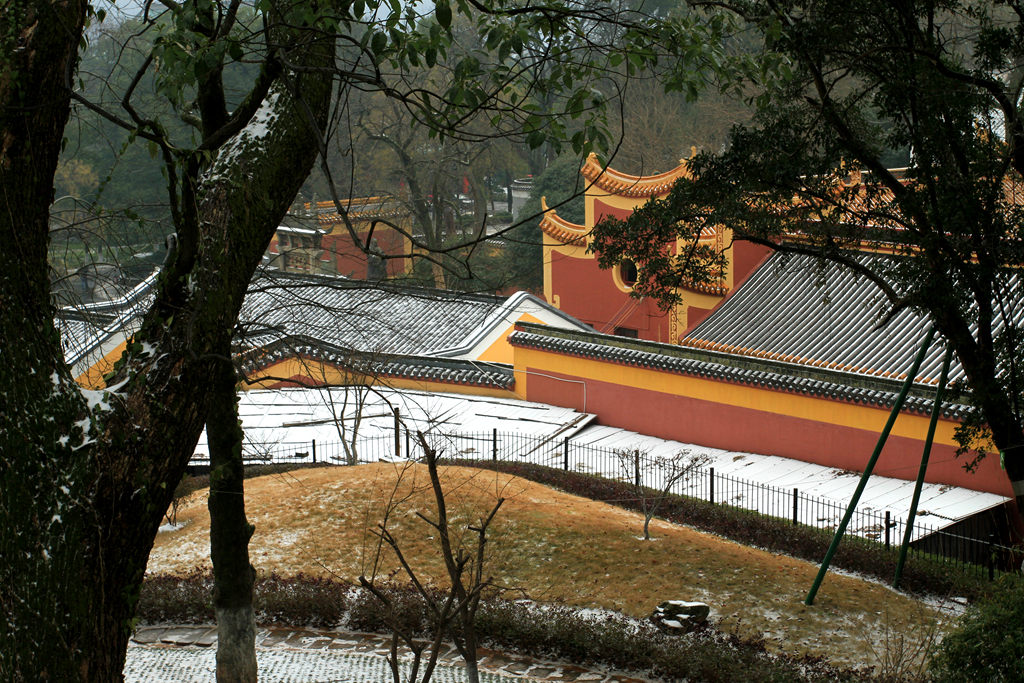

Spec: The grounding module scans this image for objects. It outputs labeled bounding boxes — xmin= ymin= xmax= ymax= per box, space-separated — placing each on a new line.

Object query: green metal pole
xmin=893 ymin=344 xmax=953 ymax=589
xmin=805 ymin=327 xmax=935 ymax=605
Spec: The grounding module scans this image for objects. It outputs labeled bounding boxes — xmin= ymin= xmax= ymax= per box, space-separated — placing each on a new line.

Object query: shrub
xmin=137 ymin=571 xmax=213 ymax=624
xmin=138 ymin=571 xmax=350 ymax=627
xmin=346 ymin=582 xmax=431 ymax=636
xmin=255 ymin=573 xmax=348 ymax=627
xmin=929 ymin=576 xmax=1024 ymax=682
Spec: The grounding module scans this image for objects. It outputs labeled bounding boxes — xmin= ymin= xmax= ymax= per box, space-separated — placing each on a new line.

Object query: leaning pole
xmin=892 ymin=344 xmax=954 ymax=589
xmin=805 ymin=327 xmax=936 ymax=605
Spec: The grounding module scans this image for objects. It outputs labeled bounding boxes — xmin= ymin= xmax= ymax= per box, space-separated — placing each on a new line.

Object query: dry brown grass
xmin=150 ymin=463 xmax=953 ymax=669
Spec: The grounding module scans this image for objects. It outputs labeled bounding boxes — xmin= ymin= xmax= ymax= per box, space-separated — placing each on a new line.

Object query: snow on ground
xmin=199 ymin=387 xmax=1007 ymax=540
xmin=124 ymin=646 xmax=527 ymax=682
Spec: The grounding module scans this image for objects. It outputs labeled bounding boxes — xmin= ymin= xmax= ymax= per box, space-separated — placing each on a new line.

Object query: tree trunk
xmin=207 ymin=348 xmax=257 ymax=683
xmin=0 ymin=2 xmax=337 ymax=677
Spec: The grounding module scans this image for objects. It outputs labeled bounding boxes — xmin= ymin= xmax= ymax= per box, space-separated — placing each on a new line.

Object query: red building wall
xmin=522 ymin=367 xmax=1014 ymax=498
xmin=322 ymin=226 xmax=408 ymax=279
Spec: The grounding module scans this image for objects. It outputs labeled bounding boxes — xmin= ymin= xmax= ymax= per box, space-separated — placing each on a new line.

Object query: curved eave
xmin=240 ymin=343 xmax=515 ymax=392
xmin=681 ymin=279 xmax=729 ymax=296
xmin=539 ymin=197 xmax=588 ymax=245
xmin=580 ymin=152 xmax=691 ymax=198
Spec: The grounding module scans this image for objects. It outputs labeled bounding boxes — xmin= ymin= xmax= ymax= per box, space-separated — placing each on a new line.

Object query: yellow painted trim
xmin=543 ymin=240 xmax=593 ymax=307
xmin=477 ymin=313 xmax=548 ymax=364
xmin=513 ymin=345 xmax=961 ymax=446
xmin=244 ymin=358 xmax=514 ymax=399
xmin=610 ymin=260 xmax=636 ymax=293
xmin=74 ymin=341 xmax=128 ymax=389
xmin=543 ymin=242 xmax=555 ymax=306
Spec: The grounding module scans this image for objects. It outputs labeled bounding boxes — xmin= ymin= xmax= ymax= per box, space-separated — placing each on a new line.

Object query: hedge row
xmin=138 ymin=574 xmax=873 ymax=682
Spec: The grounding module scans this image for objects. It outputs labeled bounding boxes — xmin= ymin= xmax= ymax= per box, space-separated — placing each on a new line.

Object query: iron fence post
xmin=563 ymin=437 xmax=569 ymax=471
xmin=312 ymin=440 xmax=316 ymax=464
xmin=709 ymin=468 xmax=715 ymax=504
xmin=393 ymin=407 xmax=400 ymax=458
xmin=885 ymin=511 xmax=890 ymax=549
xmin=989 ymin=537 xmax=995 ymax=581
xmin=492 ymin=428 xmax=498 ymax=461
xmin=793 ymin=488 xmax=798 ymax=525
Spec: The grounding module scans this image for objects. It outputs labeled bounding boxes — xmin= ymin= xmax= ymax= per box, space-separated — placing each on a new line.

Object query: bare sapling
xmin=616 ymin=449 xmax=710 ymax=540
xmin=360 ymin=433 xmax=504 ymax=683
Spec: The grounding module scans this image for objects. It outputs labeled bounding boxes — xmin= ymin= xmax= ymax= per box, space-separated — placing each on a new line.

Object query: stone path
xmin=128 ymin=625 xmax=652 ymax=682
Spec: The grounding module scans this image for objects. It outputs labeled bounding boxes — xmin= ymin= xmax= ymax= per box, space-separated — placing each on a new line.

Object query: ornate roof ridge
xmin=238 ymin=339 xmax=515 ymax=391
xmin=538 ymin=197 xmax=588 ymax=245
xmin=580 ymin=152 xmax=692 ymax=198
xmin=316 ymin=207 xmax=407 ymax=225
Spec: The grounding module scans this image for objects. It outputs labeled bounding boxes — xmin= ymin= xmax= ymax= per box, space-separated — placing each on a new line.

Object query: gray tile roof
xmin=57 ymin=271 xmax=159 ymax=370
xmin=238 ymin=274 xmax=516 ymax=358
xmin=684 ymin=251 xmax=1024 ymax=387
xmin=508 ymin=323 xmax=971 ymax=419
xmin=238 ymin=336 xmax=514 ymax=390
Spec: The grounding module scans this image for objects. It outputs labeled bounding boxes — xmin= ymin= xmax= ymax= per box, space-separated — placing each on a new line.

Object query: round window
xmin=617 ymin=259 xmax=638 ymax=288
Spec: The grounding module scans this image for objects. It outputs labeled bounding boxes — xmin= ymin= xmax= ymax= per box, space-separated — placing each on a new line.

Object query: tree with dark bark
xmin=3 ymin=0 xmax=333 ymax=677
xmin=591 ymin=0 xmax=1024 ymax=523
xmin=1 ymin=0 xmax=731 ymax=677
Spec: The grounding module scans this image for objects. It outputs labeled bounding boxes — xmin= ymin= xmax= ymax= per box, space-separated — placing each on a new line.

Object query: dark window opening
xmin=619 ymin=259 xmax=638 ymax=287
xmin=614 ymin=326 xmax=639 ymax=338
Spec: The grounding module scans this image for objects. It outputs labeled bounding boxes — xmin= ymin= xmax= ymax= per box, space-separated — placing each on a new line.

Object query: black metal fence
xmin=189 ymin=428 xmax=1022 ymax=579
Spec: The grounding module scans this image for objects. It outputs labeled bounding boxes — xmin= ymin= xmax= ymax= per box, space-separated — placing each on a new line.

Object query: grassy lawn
xmin=149 ymin=463 xmax=953 ymax=670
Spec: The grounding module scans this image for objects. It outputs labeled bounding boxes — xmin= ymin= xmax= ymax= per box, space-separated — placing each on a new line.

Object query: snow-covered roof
xmin=568 ymin=423 xmax=1006 ymax=541
xmin=196 ymin=387 xmax=592 ymax=457
xmin=236 ymin=272 xmax=589 ymax=360
xmin=56 ymin=268 xmax=590 ymax=380
xmin=276 ymin=225 xmax=320 ymax=236
xmin=197 ymin=387 xmax=1008 ymax=540
xmin=57 ymin=269 xmax=159 ymax=377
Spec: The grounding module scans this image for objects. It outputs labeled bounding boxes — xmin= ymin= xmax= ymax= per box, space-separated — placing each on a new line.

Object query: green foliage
xmin=520 ymin=154 xmax=586 ymax=226
xmin=929 ymin=576 xmax=1024 ymax=682
xmin=494 ymin=155 xmax=587 ymax=292
xmin=589 ymin=0 xmax=1024 ymax=475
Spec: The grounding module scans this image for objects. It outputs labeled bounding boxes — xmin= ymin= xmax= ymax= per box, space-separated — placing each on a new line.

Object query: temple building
xmin=540 ymin=153 xmax=771 ymax=341
xmin=267 ymin=197 xmax=413 ymax=279
xmin=525 ymin=154 xmax=1021 ymax=510
xmin=55 ymin=157 xmax=1022 ymax=540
